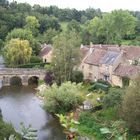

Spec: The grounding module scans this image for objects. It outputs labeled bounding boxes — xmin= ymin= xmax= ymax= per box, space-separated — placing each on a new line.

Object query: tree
xmin=83 ymin=10 xmax=137 ymax=44
xmin=102 ymin=87 xmax=124 ymax=109
xmin=52 ymin=31 xmax=81 ymax=84
xmin=6 ymin=28 xmax=33 ymax=41
xmin=121 ymin=75 xmax=140 ymax=133
xmin=4 ymin=38 xmax=32 ymax=67
xmin=42 ymin=82 xmax=84 ymax=114
xmin=39 ymin=15 xmax=60 ymax=33
xmin=6 ymin=28 xmax=41 ymax=55
xmin=25 ymin=16 xmax=40 ymax=36
xmin=67 ymin=19 xmax=81 ymax=33
xmin=38 ymin=28 xmax=58 ymax=44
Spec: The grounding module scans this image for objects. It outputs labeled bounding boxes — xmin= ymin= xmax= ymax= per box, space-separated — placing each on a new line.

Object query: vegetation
xmin=102 ymin=87 xmax=124 ymax=108
xmin=42 ymin=82 xmax=84 ymax=114
xmin=4 ymin=38 xmax=32 ymax=67
xmin=52 ymin=31 xmax=81 ymax=84
xmin=0 ymin=118 xmax=22 ymax=140
xmin=121 ymin=75 xmax=140 ymax=133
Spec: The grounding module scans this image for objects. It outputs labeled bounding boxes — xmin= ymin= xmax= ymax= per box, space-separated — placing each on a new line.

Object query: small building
xmin=39 ymin=44 xmax=52 ymax=63
xmin=83 ymin=100 xmax=93 ymax=110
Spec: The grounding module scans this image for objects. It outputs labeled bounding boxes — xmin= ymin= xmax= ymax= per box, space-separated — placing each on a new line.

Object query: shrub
xmin=121 ymin=75 xmax=140 ymax=133
xmin=44 ymin=71 xmax=54 ymax=86
xmin=70 ymin=70 xmax=84 ymax=83
xmin=43 ymin=82 xmax=84 ymax=114
xmin=78 ymin=112 xmax=103 ymax=139
xmin=30 ymin=56 xmax=42 ymax=63
xmin=102 ymin=87 xmax=124 ymax=109
xmin=0 ymin=118 xmax=22 ymax=139
xmin=17 ymin=62 xmax=46 ymax=68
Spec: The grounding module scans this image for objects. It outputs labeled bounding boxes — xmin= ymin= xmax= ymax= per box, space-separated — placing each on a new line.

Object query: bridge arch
xmin=10 ymin=76 xmax=22 ymax=86
xmin=28 ymin=76 xmax=39 ymax=85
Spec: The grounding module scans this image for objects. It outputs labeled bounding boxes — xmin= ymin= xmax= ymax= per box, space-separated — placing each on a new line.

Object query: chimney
xmin=89 ymin=42 xmax=93 ymax=54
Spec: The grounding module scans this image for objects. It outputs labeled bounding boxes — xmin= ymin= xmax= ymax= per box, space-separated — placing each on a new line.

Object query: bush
xmin=0 ymin=118 xmax=22 ymax=139
xmin=102 ymin=87 xmax=124 ymax=109
xmin=30 ymin=56 xmax=42 ymax=63
xmin=43 ymin=82 xmax=84 ymax=114
xmin=17 ymin=62 xmax=46 ymax=68
xmin=78 ymin=112 xmax=103 ymax=139
xmin=70 ymin=70 xmax=83 ymax=83
xmin=121 ymin=75 xmax=140 ymax=133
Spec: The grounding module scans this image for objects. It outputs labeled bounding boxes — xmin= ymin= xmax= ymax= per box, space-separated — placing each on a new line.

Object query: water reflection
xmin=0 ymin=86 xmax=65 ymax=140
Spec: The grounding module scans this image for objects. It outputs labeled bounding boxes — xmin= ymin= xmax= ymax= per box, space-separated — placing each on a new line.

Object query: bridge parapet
xmin=0 ymin=68 xmax=47 ymax=86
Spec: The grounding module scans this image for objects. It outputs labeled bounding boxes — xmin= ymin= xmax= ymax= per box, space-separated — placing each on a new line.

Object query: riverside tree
xmin=43 ymin=82 xmax=84 ymax=114
xmin=52 ymin=31 xmax=81 ymax=84
xmin=4 ymin=38 xmax=32 ymax=67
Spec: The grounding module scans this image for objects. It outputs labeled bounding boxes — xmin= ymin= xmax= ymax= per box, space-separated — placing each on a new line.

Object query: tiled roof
xmin=100 ymin=51 xmax=120 ymax=65
xmin=84 ymin=48 xmax=106 ymax=65
xmin=121 ymin=46 xmax=140 ymax=60
xmin=114 ymin=64 xmax=140 ymax=78
xmin=80 ymin=45 xmax=90 ymax=58
xmin=39 ymin=44 xmax=52 ymax=57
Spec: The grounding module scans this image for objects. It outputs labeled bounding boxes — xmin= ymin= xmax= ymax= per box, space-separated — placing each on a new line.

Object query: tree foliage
xmin=121 ymin=75 xmax=140 ymax=133
xmin=4 ymin=38 xmax=32 ymax=67
xmin=25 ymin=16 xmax=40 ymax=36
xmin=43 ymin=82 xmax=84 ymax=114
xmin=52 ymin=31 xmax=81 ymax=84
xmin=82 ymin=10 xmax=137 ymax=44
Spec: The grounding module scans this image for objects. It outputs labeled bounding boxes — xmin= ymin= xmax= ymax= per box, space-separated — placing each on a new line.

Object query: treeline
xmin=1 ymin=0 xmax=140 ymax=44
xmin=1 ymin=0 xmax=140 ymax=66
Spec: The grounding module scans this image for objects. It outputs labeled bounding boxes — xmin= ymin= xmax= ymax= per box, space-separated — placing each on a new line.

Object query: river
xmin=0 ymin=56 xmax=65 ymax=140
xmin=0 ymin=86 xmax=65 ymax=140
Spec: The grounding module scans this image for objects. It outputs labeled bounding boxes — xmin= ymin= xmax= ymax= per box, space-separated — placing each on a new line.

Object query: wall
xmin=81 ymin=63 xmax=99 ymax=81
xmin=42 ymin=51 xmax=52 ymax=63
xmin=112 ymin=75 xmax=123 ymax=87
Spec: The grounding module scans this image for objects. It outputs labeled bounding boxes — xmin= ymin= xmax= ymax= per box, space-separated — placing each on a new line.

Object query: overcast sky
xmin=9 ymin=0 xmax=140 ymax=12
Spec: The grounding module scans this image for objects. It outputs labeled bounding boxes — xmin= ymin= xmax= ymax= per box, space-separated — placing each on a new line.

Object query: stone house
xmin=80 ymin=44 xmax=140 ymax=87
xmin=39 ymin=44 xmax=52 ymax=63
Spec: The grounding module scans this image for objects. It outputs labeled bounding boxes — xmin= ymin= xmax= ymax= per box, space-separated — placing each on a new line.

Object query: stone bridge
xmin=0 ymin=68 xmax=46 ymax=86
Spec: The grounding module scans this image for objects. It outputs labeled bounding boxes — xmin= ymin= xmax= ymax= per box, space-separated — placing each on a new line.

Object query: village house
xmin=39 ymin=44 xmax=52 ymax=63
xmin=80 ymin=44 xmax=140 ymax=87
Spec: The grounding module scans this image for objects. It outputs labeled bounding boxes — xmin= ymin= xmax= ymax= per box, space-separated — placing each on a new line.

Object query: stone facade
xmin=80 ymin=44 xmax=140 ymax=87
xmin=0 ymin=68 xmax=46 ymax=86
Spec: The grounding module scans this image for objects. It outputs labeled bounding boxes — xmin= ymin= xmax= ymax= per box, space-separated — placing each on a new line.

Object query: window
xmin=82 ymin=65 xmax=84 ymax=70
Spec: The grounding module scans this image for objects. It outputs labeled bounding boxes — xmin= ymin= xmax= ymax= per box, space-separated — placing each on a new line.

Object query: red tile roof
xmin=84 ymin=48 xmax=107 ymax=65
xmin=114 ymin=64 xmax=140 ymax=78
xmin=39 ymin=44 xmax=52 ymax=57
xmin=121 ymin=46 xmax=140 ymax=60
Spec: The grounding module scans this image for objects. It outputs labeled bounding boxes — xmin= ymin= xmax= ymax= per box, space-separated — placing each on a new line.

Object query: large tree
xmin=4 ymin=38 xmax=32 ymax=67
xmin=25 ymin=16 xmax=40 ymax=36
xmin=52 ymin=31 xmax=81 ymax=84
xmin=121 ymin=75 xmax=140 ymax=133
xmin=6 ymin=28 xmax=40 ymax=55
xmin=83 ymin=10 xmax=137 ymax=44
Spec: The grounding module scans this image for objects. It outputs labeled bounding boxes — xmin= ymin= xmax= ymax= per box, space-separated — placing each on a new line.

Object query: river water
xmin=0 ymin=86 xmax=65 ymax=140
xmin=0 ymin=56 xmax=65 ymax=140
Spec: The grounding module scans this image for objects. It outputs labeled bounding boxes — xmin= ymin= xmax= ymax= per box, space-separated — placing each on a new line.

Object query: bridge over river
xmin=0 ymin=68 xmax=46 ymax=86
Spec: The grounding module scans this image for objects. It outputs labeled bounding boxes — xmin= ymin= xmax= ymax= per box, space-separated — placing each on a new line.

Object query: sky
xmin=9 ymin=0 xmax=140 ymax=12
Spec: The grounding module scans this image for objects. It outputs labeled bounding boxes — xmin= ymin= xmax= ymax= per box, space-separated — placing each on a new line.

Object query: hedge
xmin=17 ymin=62 xmax=50 ymax=68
